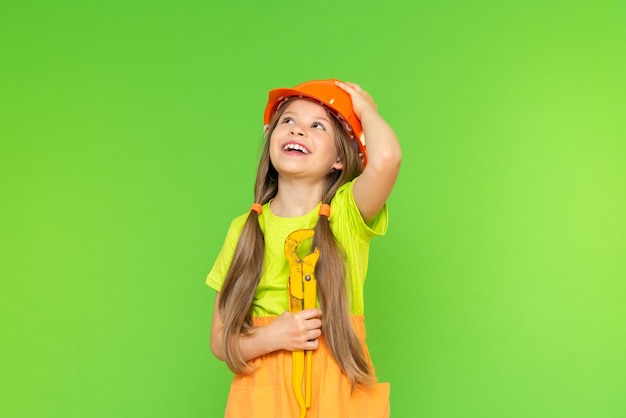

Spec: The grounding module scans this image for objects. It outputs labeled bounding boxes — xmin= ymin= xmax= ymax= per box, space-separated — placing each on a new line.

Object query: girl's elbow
xmin=371 ymin=149 xmax=402 ymax=173
xmin=390 ymin=150 xmax=402 ymax=169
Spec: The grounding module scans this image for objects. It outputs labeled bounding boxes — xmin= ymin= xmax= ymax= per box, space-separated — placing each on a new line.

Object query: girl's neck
xmin=270 ymin=179 xmax=324 ymax=217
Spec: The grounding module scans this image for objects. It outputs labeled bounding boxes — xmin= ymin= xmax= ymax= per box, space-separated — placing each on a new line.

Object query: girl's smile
xmin=282 ymin=142 xmax=310 ymax=155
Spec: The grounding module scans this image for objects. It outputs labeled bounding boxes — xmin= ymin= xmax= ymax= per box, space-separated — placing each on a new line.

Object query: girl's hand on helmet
xmin=269 ymin=308 xmax=323 ymax=352
xmin=335 ymin=80 xmax=378 ymax=121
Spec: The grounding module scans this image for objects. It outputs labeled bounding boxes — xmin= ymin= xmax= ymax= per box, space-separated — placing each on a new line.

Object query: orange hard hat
xmin=263 ymin=79 xmax=367 ymax=166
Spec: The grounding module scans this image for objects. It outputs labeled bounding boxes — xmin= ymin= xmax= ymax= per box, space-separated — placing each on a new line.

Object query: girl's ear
xmin=332 ymin=157 xmax=344 ymax=171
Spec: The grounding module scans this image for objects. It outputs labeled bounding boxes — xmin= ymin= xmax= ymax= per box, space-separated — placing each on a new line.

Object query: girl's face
xmin=269 ymin=99 xmax=344 ymax=179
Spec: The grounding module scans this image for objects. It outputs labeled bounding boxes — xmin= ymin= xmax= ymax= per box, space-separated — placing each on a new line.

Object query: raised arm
xmin=336 ymin=81 xmax=402 ymax=224
xmin=210 ymin=292 xmax=323 ymax=362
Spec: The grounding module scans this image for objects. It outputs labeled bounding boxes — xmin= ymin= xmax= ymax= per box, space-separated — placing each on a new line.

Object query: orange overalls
xmin=224 ymin=316 xmax=390 ymax=418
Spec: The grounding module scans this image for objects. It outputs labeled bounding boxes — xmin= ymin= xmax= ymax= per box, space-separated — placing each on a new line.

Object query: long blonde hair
xmin=218 ymin=99 xmax=375 ymax=386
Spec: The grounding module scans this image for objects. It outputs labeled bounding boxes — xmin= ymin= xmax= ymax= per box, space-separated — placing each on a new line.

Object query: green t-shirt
xmin=206 ymin=180 xmax=388 ymax=316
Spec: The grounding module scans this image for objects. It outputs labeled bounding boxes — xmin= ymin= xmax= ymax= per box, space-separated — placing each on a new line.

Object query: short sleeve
xmin=205 ymin=215 xmax=247 ymax=292
xmin=331 ymin=180 xmax=388 ymax=241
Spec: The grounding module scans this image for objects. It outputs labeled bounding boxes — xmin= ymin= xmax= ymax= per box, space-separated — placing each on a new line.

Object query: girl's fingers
xmin=305 ymin=318 xmax=322 ymax=331
xmin=345 ymin=81 xmax=363 ymax=92
xmin=335 ymin=80 xmax=362 ymax=93
xmin=305 ymin=339 xmax=319 ymax=350
xmin=336 ymin=80 xmax=378 ymax=118
xmin=299 ymin=308 xmax=322 ymax=320
xmin=336 ymin=81 xmax=373 ymax=107
xmin=334 ymin=80 xmax=350 ymax=92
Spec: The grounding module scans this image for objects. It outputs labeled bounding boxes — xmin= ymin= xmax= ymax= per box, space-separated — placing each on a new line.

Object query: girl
xmin=206 ymin=79 xmax=401 ymax=417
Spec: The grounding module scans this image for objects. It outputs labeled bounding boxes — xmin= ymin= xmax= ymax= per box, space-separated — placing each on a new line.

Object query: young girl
xmin=206 ymin=79 xmax=401 ymax=417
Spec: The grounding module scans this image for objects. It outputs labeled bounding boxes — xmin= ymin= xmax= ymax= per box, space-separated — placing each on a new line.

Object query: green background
xmin=1 ymin=0 xmax=625 ymax=417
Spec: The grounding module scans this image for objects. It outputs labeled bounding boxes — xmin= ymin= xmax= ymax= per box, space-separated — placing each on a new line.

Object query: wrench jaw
xmin=284 ymin=229 xmax=320 ymax=417
xmin=284 ymin=229 xmax=315 ymax=259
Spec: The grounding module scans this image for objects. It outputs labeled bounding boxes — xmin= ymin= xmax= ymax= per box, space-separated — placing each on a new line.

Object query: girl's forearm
xmin=360 ymin=108 xmax=402 ymax=171
xmin=352 ymin=107 xmax=402 ymax=222
xmin=237 ymin=325 xmax=279 ymax=361
xmin=211 ymin=324 xmax=278 ymax=362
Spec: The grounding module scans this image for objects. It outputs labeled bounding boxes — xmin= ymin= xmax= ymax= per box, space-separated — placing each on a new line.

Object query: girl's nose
xmin=289 ymin=124 xmax=306 ymax=136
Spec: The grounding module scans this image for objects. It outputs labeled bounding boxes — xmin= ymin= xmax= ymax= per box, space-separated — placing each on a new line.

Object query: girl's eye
xmin=312 ymin=122 xmax=325 ymax=130
xmin=281 ymin=117 xmax=294 ymax=124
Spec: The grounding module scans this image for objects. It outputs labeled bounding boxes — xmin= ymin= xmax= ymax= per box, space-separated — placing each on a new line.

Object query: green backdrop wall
xmin=1 ymin=0 xmax=625 ymax=417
